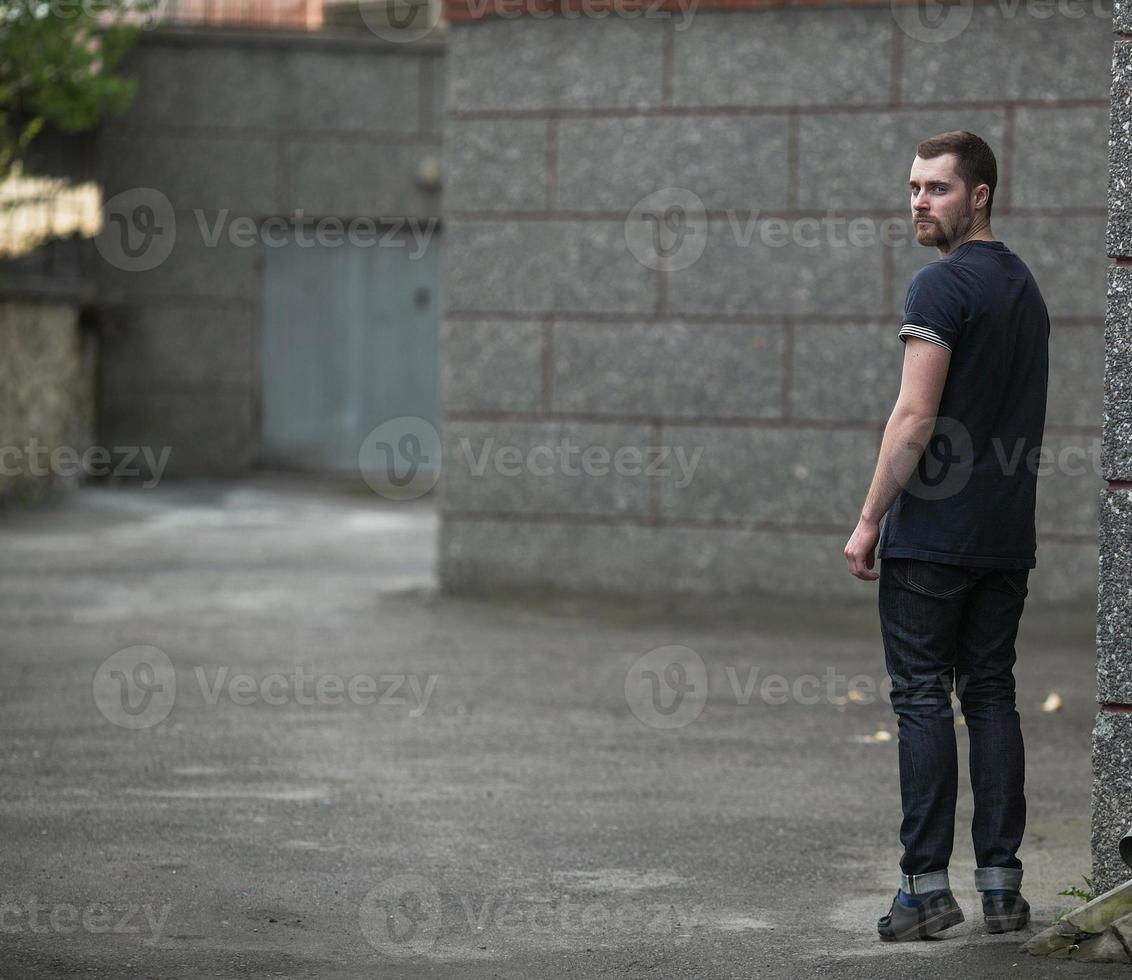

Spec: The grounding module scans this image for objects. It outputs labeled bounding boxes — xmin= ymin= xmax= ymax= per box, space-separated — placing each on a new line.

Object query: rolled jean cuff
xmin=900 ymin=869 xmax=951 ymax=894
xmin=974 ymin=866 xmax=1023 ymax=891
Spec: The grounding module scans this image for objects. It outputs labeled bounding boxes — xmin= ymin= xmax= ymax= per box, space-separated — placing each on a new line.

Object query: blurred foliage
xmin=0 ymin=0 xmax=151 ymax=177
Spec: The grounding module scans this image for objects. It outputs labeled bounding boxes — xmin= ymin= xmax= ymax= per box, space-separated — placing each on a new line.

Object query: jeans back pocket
xmin=896 ymin=559 xmax=971 ymax=599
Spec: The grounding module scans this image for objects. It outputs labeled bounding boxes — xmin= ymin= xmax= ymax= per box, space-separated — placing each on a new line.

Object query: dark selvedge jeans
xmin=878 ymin=557 xmax=1029 ymax=894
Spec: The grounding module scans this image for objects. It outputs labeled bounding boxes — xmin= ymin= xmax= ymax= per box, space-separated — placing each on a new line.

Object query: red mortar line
xmin=1114 ymin=257 xmax=1132 ymax=266
xmin=439 ymin=510 xmax=1100 ymax=543
xmin=443 ymin=411 xmax=1100 ymax=438
xmin=661 ymin=20 xmax=674 ymax=108
xmin=446 ymin=98 xmax=1109 ymax=121
xmin=1100 ymin=703 xmax=1132 ymax=712
xmin=105 ymin=123 xmax=442 ymax=144
xmin=888 ymin=21 xmax=902 ymax=107
xmin=540 ymin=316 xmax=554 ymax=414
xmin=446 ymin=206 xmax=1105 ymax=221
xmin=647 ymin=418 xmax=663 ymax=524
xmin=446 ymin=411 xmax=884 ymax=429
xmin=445 ymin=311 xmax=1104 ymax=327
xmin=1106 ymin=481 xmax=1132 ymax=490
xmin=545 ymin=117 xmax=558 ymax=211
xmin=786 ymin=115 xmax=799 ymax=209
xmin=447 ymin=0 xmax=1032 ymax=20
xmin=439 ymin=511 xmax=860 ymax=534
xmin=1002 ymin=106 xmax=1016 ymax=211
xmin=781 ymin=318 xmax=794 ymax=419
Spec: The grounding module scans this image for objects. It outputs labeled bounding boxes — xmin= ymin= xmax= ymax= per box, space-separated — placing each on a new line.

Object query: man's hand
xmin=844 ymin=518 xmax=881 ymax=581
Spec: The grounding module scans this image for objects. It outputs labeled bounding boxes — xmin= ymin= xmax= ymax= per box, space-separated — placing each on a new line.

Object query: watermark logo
xmin=196 ymin=211 xmax=437 ymax=257
xmin=0 ymin=898 xmax=172 ymax=943
xmin=625 ymin=187 xmax=708 ymax=273
xmin=892 ymin=0 xmax=1109 ymax=43
xmin=358 ymin=0 xmax=444 ymax=41
xmin=92 ymin=645 xmax=177 ymax=730
xmin=891 ymin=0 xmax=974 ymax=42
xmin=94 ymin=191 xmax=439 ymax=273
xmin=95 ymin=188 xmax=176 ymax=273
xmin=456 ymin=436 xmax=703 ymax=489
xmin=357 ymin=873 xmax=708 ymax=956
xmin=625 ymin=645 xmax=709 ymax=730
xmin=359 ymin=875 xmax=443 ymax=957
xmin=93 ymin=646 xmax=438 ymax=728
xmin=886 ymin=422 xmax=1098 ymax=503
xmin=899 ymin=415 xmax=975 ymax=502
xmin=623 ymin=196 xmax=968 ymax=274
xmin=359 ymin=417 xmax=442 ymax=500
xmin=0 ymin=440 xmax=172 ymax=488
xmin=624 ymin=646 xmax=907 ymax=729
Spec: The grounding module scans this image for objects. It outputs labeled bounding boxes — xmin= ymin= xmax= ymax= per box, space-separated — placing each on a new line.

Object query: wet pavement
xmin=0 ymin=475 xmax=1121 ymax=978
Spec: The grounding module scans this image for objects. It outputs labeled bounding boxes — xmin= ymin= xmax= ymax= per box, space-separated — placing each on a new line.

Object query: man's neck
xmin=937 ymin=223 xmax=995 ymax=257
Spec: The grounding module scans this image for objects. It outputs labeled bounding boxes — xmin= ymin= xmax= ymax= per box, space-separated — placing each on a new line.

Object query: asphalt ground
xmin=0 ymin=476 xmax=1120 ymax=978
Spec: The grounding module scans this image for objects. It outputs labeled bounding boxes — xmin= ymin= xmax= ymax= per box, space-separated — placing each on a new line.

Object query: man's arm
xmin=844 ymin=336 xmax=953 ymax=578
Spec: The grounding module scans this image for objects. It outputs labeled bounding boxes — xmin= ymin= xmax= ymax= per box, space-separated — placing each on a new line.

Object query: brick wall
xmin=437 ymin=6 xmax=1113 ymax=606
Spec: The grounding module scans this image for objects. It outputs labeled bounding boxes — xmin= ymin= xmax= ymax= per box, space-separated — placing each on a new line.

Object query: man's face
xmin=908 ymin=153 xmax=979 ymax=248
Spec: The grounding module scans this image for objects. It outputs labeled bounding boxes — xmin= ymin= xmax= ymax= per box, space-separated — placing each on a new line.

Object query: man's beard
xmin=918 ymin=200 xmax=972 ymax=247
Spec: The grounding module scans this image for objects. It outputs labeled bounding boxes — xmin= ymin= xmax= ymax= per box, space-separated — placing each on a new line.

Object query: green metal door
xmin=260 ymin=226 xmax=441 ymax=477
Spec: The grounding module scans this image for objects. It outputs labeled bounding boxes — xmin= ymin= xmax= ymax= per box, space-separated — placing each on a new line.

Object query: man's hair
xmin=915 ymin=130 xmax=998 ymax=219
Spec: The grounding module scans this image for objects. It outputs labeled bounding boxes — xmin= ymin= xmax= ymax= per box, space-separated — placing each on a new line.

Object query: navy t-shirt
xmin=875 ymin=240 xmax=1050 ymax=569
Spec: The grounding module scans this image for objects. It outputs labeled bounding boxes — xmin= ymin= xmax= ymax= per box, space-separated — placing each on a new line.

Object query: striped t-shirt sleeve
xmin=899 ymin=262 xmax=965 ymax=352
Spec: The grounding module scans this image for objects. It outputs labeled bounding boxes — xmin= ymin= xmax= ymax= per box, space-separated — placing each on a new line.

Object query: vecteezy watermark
xmin=890 ymin=0 xmax=975 ymax=42
xmin=92 ymin=646 xmax=177 ymax=730
xmin=625 ymin=644 xmax=902 ymax=730
xmin=0 ymin=440 xmax=171 ymax=488
xmin=357 ymin=0 xmax=444 ymax=42
xmin=887 ymin=422 xmax=1108 ymax=503
xmin=723 ymin=210 xmax=914 ymax=250
xmin=624 ymin=188 xmax=954 ymax=273
xmin=358 ymin=874 xmax=707 ymax=957
xmin=94 ymin=188 xmax=439 ymax=272
xmin=358 ymin=417 xmax=442 ymax=501
xmin=195 ymin=211 xmax=438 ymax=257
xmin=92 ymin=645 xmax=439 ymax=729
xmin=95 ymin=188 xmax=177 ymax=272
xmin=358 ymin=875 xmax=443 ymax=957
xmin=456 ymin=437 xmax=704 ymax=489
xmin=890 ymin=0 xmax=1110 ymax=44
xmin=625 ymin=188 xmax=709 ymax=273
xmin=623 ymin=645 xmax=1015 ymax=729
xmin=1 ymin=0 xmax=167 ymax=30
xmin=625 ymin=645 xmax=710 ymax=729
xmin=0 ymin=897 xmax=172 ymax=943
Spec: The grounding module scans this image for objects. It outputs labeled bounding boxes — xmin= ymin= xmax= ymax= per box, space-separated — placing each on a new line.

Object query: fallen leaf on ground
xmin=1041 ymin=692 xmax=1063 ymax=713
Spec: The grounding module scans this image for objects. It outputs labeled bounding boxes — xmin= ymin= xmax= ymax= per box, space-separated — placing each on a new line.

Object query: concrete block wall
xmin=93 ymin=28 xmax=444 ymax=475
xmin=437 ymin=5 xmax=1113 ymax=606
xmin=0 ymin=264 xmax=95 ymax=504
xmin=1093 ymin=6 xmax=1132 ymax=895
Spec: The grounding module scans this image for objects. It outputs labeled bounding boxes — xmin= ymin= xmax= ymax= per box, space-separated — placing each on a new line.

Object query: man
xmin=843 ymin=131 xmax=1049 ymax=942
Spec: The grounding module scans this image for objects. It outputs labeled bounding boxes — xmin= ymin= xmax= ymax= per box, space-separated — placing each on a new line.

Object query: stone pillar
xmin=1094 ymin=3 xmax=1132 ymax=895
